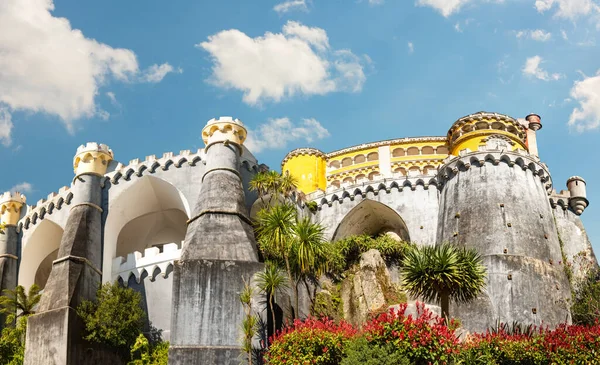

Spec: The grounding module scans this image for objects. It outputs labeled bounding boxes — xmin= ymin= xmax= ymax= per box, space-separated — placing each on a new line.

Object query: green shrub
xmin=77 ymin=282 xmax=146 ymax=360
xmin=341 ymin=336 xmax=410 ymax=365
xmin=128 ymin=333 xmax=169 ymax=365
xmin=331 ymin=234 xmax=412 ymax=274
xmin=571 ymin=267 xmax=600 ymax=326
xmin=0 ymin=316 xmax=26 ymax=365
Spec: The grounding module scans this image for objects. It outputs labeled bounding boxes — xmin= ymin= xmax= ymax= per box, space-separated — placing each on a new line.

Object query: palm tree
xmin=400 ymin=243 xmax=486 ymax=321
xmin=255 ymin=204 xmax=297 ymax=318
xmin=256 ymin=262 xmax=289 ymax=335
xmin=0 ymin=284 xmax=42 ymax=323
xmin=279 ymin=171 xmax=298 ymax=199
xmin=249 ymin=171 xmax=270 ymax=204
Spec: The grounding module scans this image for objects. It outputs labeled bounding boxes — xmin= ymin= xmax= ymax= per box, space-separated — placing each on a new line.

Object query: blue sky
xmin=1 ymin=0 xmax=600 ymax=253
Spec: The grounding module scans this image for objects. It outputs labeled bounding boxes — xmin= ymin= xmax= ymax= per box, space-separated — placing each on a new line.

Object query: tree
xmin=0 ymin=284 xmax=42 ymax=320
xmin=400 ymin=243 xmax=486 ymax=321
xmin=256 ymin=262 xmax=289 ymax=336
xmin=77 ymin=282 xmax=146 ymax=360
xmin=571 ymin=266 xmax=600 ymax=325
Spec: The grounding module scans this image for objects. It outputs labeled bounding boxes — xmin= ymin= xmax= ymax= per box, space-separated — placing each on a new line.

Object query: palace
xmin=0 ymin=112 xmax=596 ymax=364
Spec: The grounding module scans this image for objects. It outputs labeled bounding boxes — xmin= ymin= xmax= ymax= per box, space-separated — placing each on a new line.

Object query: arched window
xmin=394 ymin=167 xmax=406 ymax=176
xmin=329 ymin=160 xmax=340 ymax=169
xmin=491 ymin=122 xmax=506 ymax=131
xmin=354 ymin=155 xmax=366 ymax=164
xmin=368 ymin=171 xmax=380 ymax=180
xmin=341 ymin=157 xmax=352 ymax=167
xmin=343 ymin=176 xmax=354 ymax=184
xmin=392 ymin=148 xmax=405 ymax=157
xmin=436 ymin=146 xmax=449 ymax=155
xmin=408 ymin=166 xmax=421 ymax=176
xmin=475 ymin=121 xmax=489 ymax=130
xmin=407 ymin=147 xmax=419 ymax=156
xmin=331 ymin=180 xmax=341 ymax=189
xmin=421 ymin=146 xmax=434 ymax=155
xmin=355 ymin=174 xmax=367 ymax=182
xmin=423 ymin=165 xmax=436 ymax=175
xmin=367 ymin=152 xmax=379 ymax=161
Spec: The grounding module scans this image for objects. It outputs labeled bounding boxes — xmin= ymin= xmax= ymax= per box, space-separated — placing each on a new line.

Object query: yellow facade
xmin=282 ymin=151 xmax=327 ymax=194
xmin=450 ymin=130 xmax=526 ymax=155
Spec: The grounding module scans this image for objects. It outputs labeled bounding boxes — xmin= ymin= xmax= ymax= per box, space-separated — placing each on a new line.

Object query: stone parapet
xmin=112 ymin=242 xmax=181 ymax=283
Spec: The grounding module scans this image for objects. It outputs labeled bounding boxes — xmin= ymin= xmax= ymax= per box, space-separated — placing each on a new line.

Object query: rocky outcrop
xmin=341 ymin=249 xmax=406 ymax=326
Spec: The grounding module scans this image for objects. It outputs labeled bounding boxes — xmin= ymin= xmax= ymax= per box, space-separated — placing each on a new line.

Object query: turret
xmin=0 ymin=191 xmax=26 ymax=226
xmin=0 ymin=191 xmax=26 ymax=328
xmin=73 ymin=142 xmax=114 ymax=177
xmin=525 ymin=113 xmax=542 ymax=157
xmin=567 ymin=176 xmax=588 ymax=215
xmin=447 ymin=111 xmax=527 ymax=155
xmin=170 ymin=116 xmax=263 ymax=364
xmin=25 ymin=143 xmax=119 ymax=364
xmin=282 ymin=148 xmax=327 ymax=194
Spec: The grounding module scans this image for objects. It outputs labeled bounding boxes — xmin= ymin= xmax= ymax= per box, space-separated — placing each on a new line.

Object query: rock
xmin=341 ymin=249 xmax=405 ymax=326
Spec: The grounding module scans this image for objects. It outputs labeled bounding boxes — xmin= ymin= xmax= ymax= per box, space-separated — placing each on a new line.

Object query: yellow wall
xmin=450 ymin=130 xmax=526 ymax=156
xmin=282 ymin=154 xmax=327 ymax=194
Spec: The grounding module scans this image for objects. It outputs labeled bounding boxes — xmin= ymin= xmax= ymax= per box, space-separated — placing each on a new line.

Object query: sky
xmin=1 ymin=0 xmax=600 ymax=254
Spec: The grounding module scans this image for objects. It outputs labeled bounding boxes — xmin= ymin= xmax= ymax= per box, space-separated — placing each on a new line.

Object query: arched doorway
xmin=19 ymin=220 xmax=63 ymax=290
xmin=332 ymin=200 xmax=410 ymax=241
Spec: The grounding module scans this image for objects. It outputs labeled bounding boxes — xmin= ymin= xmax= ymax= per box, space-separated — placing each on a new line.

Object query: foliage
xmin=401 ymin=243 xmax=486 ymax=320
xmin=306 ymin=201 xmax=318 ymax=213
xmin=77 ymin=282 xmax=146 ymax=360
xmin=341 ymin=336 xmax=410 ymax=365
xmin=571 ymin=266 xmax=600 ymax=326
xmin=311 ymin=285 xmax=343 ymax=322
xmin=127 ymin=334 xmax=169 ymax=365
xmin=361 ymin=303 xmax=459 ymax=365
xmin=265 ymin=317 xmax=357 ymax=365
xmin=0 ymin=316 xmax=27 ymax=365
xmin=0 ymin=285 xmax=42 ymax=320
xmin=330 ymin=235 xmax=413 ymax=274
xmin=256 ymin=262 xmax=289 ymax=336
xmin=240 ymin=280 xmax=258 ymax=365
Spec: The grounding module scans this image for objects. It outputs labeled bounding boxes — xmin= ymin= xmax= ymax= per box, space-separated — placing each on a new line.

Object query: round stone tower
xmin=437 ymin=112 xmax=571 ymax=332
xmin=282 ymin=148 xmax=327 ymax=194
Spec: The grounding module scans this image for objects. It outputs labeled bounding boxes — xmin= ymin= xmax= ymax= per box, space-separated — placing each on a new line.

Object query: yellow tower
xmin=73 ymin=142 xmax=114 ymax=177
xmin=201 ymin=116 xmax=248 ymax=152
xmin=282 ymin=148 xmax=327 ymax=194
xmin=447 ymin=111 xmax=528 ymax=156
xmin=0 ymin=192 xmax=26 ymax=227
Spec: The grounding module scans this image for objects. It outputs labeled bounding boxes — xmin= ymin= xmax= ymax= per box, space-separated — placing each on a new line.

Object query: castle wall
xmin=314 ymin=178 xmax=440 ymax=246
xmin=437 ymin=150 xmax=572 ymax=332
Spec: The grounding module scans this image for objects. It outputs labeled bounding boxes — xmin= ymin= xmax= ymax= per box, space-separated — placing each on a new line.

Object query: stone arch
xmin=368 ymin=171 xmax=380 ymax=180
xmin=355 ymin=174 xmax=367 ymax=183
xmin=341 ymin=157 xmax=352 ymax=167
xmin=331 ymin=180 xmax=341 ymax=189
xmin=354 ymin=155 xmax=366 ymax=164
xmin=367 ymin=152 xmax=378 ymax=161
xmin=408 ymin=166 xmax=421 ymax=176
xmin=407 ymin=147 xmax=420 ymax=156
xmin=421 ymin=146 xmax=435 ymax=155
xmin=329 ymin=160 xmax=340 ymax=169
xmin=392 ymin=148 xmax=405 ymax=157
xmin=19 ymin=220 xmax=63 ymax=290
xmin=436 ymin=146 xmax=449 ymax=155
xmin=103 ymin=175 xmax=190 ymax=283
xmin=332 ymin=200 xmax=410 ymax=242
xmin=342 ymin=176 xmax=354 ymax=185
xmin=394 ymin=167 xmax=407 ymax=176
xmin=423 ymin=165 xmax=436 ymax=175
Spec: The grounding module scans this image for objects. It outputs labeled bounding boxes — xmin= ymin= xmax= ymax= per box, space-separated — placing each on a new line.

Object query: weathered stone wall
xmin=437 ymin=150 xmax=572 ymax=333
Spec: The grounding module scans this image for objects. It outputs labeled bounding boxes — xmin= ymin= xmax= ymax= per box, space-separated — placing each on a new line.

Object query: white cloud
xmin=408 ymin=42 xmax=414 ymax=54
xmin=369 ymin=0 xmax=385 ymax=4
xmin=106 ymin=92 xmax=118 ymax=107
xmin=9 ymin=182 xmax=33 ymax=194
xmin=245 ymin=117 xmax=330 ymax=153
xmin=0 ymin=0 xmax=175 ymax=136
xmin=535 ymin=0 xmax=599 ymax=20
xmin=274 ymin=0 xmax=308 ymax=14
xmin=416 ymin=0 xmax=474 ymax=17
xmin=568 ymin=71 xmax=600 ymax=132
xmin=455 ymin=23 xmax=463 ymax=32
xmin=140 ymin=63 xmax=181 ymax=83
xmin=561 ymin=29 xmax=569 ymax=40
xmin=0 ymin=107 xmax=13 ymax=146
xmin=522 ymin=56 xmax=563 ymax=81
xmin=198 ymin=21 xmax=366 ymax=106
xmin=516 ymin=29 xmax=552 ymax=41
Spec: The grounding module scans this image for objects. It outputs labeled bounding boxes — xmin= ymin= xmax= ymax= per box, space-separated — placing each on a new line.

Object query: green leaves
xmin=76 ymin=282 xmax=146 ymax=360
xmin=0 ymin=284 xmax=41 ymax=320
xmin=401 ymin=243 xmax=487 ymax=319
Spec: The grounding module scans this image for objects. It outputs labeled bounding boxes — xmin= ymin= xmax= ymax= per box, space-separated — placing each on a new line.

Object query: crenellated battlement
xmin=112 ymin=242 xmax=182 ymax=284
xmin=19 ymin=186 xmax=73 ymax=231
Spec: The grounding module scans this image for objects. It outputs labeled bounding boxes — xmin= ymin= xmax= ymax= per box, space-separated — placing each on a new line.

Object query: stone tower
xmin=169 ymin=117 xmax=263 ymax=364
xmin=24 ymin=143 xmax=120 ymax=364
xmin=0 ymin=192 xmax=26 ymax=325
xmin=437 ymin=112 xmax=572 ymax=332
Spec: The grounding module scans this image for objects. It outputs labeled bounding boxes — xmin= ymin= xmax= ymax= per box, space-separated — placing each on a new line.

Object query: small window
xmin=421 ymin=146 xmax=434 ymax=155
xmin=341 ymin=157 xmax=352 ymax=167
xmin=329 ymin=160 xmax=340 ymax=169
xmin=367 ymin=152 xmax=379 ymax=161
xmin=392 ymin=148 xmax=405 ymax=157
xmin=407 ymin=147 xmax=419 ymax=156
xmin=354 ymin=155 xmax=366 ymax=164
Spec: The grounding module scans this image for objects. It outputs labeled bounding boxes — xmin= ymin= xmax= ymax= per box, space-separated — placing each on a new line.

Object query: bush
xmin=571 ymin=267 xmax=600 ymax=326
xmin=331 ymin=235 xmax=412 ymax=273
xmin=341 ymin=336 xmax=410 ymax=365
xmin=0 ymin=316 xmax=26 ymax=365
xmin=128 ymin=333 xmax=169 ymax=365
xmin=77 ymin=282 xmax=146 ymax=360
xmin=361 ymin=303 xmax=459 ymax=365
xmin=265 ymin=317 xmax=356 ymax=365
